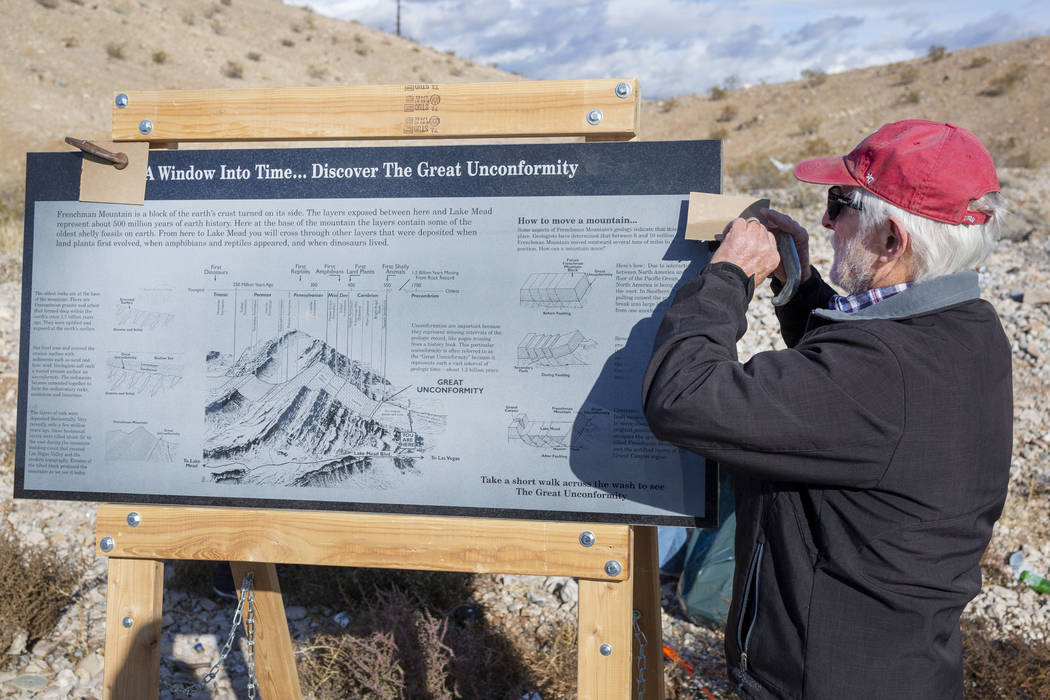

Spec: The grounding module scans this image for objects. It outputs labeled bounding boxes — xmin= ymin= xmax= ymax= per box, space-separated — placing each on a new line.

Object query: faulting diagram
xmin=517 ymin=330 xmax=596 ymax=366
xmin=520 ymin=273 xmax=594 ymax=308
xmin=507 ymin=412 xmax=574 ymax=449
xmin=106 ymin=354 xmax=183 ymax=396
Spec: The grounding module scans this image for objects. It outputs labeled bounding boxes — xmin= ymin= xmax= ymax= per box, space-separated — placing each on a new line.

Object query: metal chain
xmin=632 ymin=609 xmax=647 ymax=700
xmin=162 ymin=571 xmax=259 ymax=697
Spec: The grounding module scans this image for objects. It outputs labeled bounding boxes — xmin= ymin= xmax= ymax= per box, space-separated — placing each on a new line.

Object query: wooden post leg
xmin=633 ymin=526 xmax=665 ymax=700
xmin=102 ymin=557 xmax=164 ymax=700
xmin=230 ymin=562 xmax=303 ymax=700
xmin=578 ymin=576 xmax=633 ymax=699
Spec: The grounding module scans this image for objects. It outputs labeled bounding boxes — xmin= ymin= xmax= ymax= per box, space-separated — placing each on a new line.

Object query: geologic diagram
xmin=200 ymin=262 xmax=453 ymax=489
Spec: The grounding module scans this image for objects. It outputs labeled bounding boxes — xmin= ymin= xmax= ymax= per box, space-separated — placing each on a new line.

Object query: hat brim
xmin=793 ymin=155 xmax=857 ymax=186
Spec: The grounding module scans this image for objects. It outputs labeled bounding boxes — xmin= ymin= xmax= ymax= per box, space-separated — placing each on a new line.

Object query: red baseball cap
xmin=794 ymin=120 xmax=999 ymax=225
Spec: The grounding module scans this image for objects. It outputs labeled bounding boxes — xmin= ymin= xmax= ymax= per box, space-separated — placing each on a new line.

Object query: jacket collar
xmin=812 ymin=270 xmax=980 ymax=322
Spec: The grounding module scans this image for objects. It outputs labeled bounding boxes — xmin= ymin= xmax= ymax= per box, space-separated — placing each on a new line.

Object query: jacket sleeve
xmin=771 ymin=266 xmax=837 ymax=347
xmin=642 ymin=263 xmax=904 ymax=488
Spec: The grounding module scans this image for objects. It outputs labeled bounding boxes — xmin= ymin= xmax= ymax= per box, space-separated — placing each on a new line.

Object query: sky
xmin=289 ymin=0 xmax=1050 ymax=98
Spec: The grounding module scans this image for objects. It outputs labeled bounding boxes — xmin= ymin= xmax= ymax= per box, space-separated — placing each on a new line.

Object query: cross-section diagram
xmin=520 ymin=272 xmax=594 ymax=308
xmin=517 ymin=330 xmax=596 ymax=366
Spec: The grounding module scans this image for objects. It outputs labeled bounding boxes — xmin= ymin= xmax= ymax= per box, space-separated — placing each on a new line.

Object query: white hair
xmin=851 ymin=189 xmax=1008 ymax=282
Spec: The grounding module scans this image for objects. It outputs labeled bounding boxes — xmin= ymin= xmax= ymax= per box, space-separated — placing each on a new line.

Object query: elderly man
xmin=643 ymin=120 xmax=1011 ymax=699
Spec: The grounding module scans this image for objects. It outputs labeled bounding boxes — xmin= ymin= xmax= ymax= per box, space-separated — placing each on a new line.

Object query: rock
xmin=285 ymin=605 xmax=307 ymax=621
xmin=1025 ymin=288 xmax=1050 ymax=306
xmin=76 ymin=652 xmax=104 ymax=676
xmin=9 ymin=674 xmax=49 ymax=691
xmin=5 ymin=628 xmax=27 ymax=656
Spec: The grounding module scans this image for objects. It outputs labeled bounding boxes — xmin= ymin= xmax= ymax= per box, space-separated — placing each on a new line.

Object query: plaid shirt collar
xmin=829 ymin=283 xmax=913 ymax=313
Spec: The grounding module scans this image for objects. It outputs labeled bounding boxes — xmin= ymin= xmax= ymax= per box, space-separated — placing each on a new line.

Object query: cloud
xmin=293 ymin=0 xmax=1039 ymax=97
xmin=782 ymin=16 xmax=866 ymax=46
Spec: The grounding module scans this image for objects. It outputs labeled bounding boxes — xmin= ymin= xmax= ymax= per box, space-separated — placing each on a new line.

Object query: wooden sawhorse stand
xmin=93 ymin=79 xmax=665 ymax=699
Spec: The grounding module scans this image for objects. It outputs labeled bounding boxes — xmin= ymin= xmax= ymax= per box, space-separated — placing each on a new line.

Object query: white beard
xmin=830 ymin=230 xmax=877 ymax=295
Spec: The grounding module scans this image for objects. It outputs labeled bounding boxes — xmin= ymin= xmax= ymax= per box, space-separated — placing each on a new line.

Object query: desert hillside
xmin=1 ymin=0 xmax=1048 ymax=219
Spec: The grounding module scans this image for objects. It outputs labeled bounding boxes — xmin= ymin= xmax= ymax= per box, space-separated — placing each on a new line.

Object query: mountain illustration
xmin=204 ymin=330 xmax=442 ymax=486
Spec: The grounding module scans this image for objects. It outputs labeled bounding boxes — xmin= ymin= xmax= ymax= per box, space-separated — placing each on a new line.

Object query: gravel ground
xmin=1 ymin=167 xmax=1048 ymax=698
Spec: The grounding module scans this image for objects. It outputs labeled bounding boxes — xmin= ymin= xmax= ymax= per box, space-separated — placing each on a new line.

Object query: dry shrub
xmin=893 ymin=64 xmax=919 ymax=86
xmin=660 ymin=97 xmax=678 ymax=114
xmin=222 ymin=60 xmax=244 ymax=79
xmin=709 ymin=85 xmax=728 ymax=101
xmin=928 ymin=44 xmax=948 ymax=62
xmin=898 ymin=89 xmax=922 ymax=105
xmin=962 ymin=615 xmax=1050 ymax=699
xmin=982 ymin=63 xmax=1028 ymax=96
xmin=62 ymin=36 xmax=78 ymax=48
xmin=729 ymin=154 xmax=792 ymax=192
xmin=281 ymin=38 xmax=295 ymax=47
xmin=798 ymin=137 xmax=831 ymax=158
xmin=151 ymin=50 xmax=167 ymax=65
xmin=0 ymin=522 xmax=84 ymax=665
xmin=105 ymin=42 xmax=125 ymax=60
xmin=35 ymin=0 xmax=59 ymax=7
xmin=708 ymin=126 xmax=729 ymax=141
xmin=801 ymin=68 xmax=826 ymax=87
xmin=715 ymin=105 xmax=738 ymax=123
xmin=307 ymin=65 xmax=328 ymax=80
xmin=796 ymin=117 xmax=821 ymax=137
xmin=246 ymin=51 xmax=261 ymax=62
xmin=966 ymin=56 xmax=991 ymax=70
xmin=290 ymin=568 xmax=547 ymax=699
xmin=0 ymin=216 xmax=22 ymax=257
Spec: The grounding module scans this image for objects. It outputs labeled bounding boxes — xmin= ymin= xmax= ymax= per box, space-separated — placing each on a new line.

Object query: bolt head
xmin=122 ymin=616 xmax=134 ymax=628
xmin=604 ymin=559 xmax=623 ymax=577
xmin=99 ymin=537 xmax=115 ymax=553
xmin=587 ymin=109 xmax=603 ymax=125
xmin=126 ymin=512 xmax=141 ymax=527
xmin=600 ymin=643 xmax=613 ymax=656
xmin=115 ymin=93 xmax=129 ymax=108
xmin=138 ymin=119 xmax=153 ymax=135
xmin=579 ymin=531 xmax=596 ymax=547
xmin=615 ymin=81 xmax=632 ymax=98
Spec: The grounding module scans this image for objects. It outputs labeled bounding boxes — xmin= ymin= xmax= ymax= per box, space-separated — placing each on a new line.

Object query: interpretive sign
xmin=16 ymin=141 xmax=719 ymax=525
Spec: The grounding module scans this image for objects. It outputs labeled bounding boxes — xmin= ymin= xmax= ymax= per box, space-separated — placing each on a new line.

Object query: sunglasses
xmin=827 ymin=186 xmax=863 ymax=220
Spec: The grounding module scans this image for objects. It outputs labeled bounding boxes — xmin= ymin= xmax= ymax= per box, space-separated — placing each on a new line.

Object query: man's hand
xmin=710 ymin=217 xmax=781 ymax=282
xmin=761 ymin=208 xmax=812 ymax=283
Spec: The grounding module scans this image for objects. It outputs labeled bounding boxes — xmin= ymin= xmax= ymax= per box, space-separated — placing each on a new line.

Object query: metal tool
xmin=771 ymin=231 xmax=801 ymax=306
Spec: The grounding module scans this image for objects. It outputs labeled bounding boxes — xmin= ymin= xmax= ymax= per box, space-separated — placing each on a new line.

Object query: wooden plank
xmin=632 ymin=526 xmax=665 ymax=700
xmin=95 ymin=504 xmax=630 ymax=580
xmin=229 ymin=562 xmax=302 ymax=700
xmin=102 ymin=558 xmax=164 ymax=700
xmin=578 ymin=575 xmax=634 ymax=699
xmin=111 ymin=79 xmax=639 ymax=142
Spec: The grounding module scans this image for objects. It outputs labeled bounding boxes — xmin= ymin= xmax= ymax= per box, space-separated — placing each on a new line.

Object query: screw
xmin=579 ymin=531 xmax=596 ymax=547
xmin=615 ymin=81 xmax=632 ymax=98
xmin=587 ymin=109 xmax=603 ymax=125
xmin=604 ymin=560 xmax=623 ymax=577
xmin=99 ymin=537 xmax=115 ymax=553
xmin=600 ymin=643 xmax=613 ymax=656
xmin=139 ymin=119 xmax=153 ymax=135
xmin=115 ymin=93 xmax=129 ymax=108
xmin=122 ymin=616 xmax=134 ymax=628
xmin=126 ymin=512 xmax=141 ymax=527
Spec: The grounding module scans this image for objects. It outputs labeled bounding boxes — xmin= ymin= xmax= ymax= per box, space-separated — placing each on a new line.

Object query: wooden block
xmin=95 ymin=504 xmax=631 ymax=580
xmin=578 ymin=577 xmax=633 ymax=699
xmin=111 ymin=79 xmax=639 ymax=142
xmin=229 ymin=562 xmax=302 ymax=700
xmin=102 ymin=558 xmax=163 ymax=700
xmin=632 ymin=526 xmax=665 ymax=700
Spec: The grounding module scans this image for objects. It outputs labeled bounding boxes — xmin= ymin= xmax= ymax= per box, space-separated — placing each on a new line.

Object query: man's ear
xmin=881 ymin=217 xmax=911 ymax=262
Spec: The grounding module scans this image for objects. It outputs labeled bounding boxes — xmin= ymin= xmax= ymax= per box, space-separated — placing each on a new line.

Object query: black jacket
xmin=643 ymin=263 xmax=1012 ymax=699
